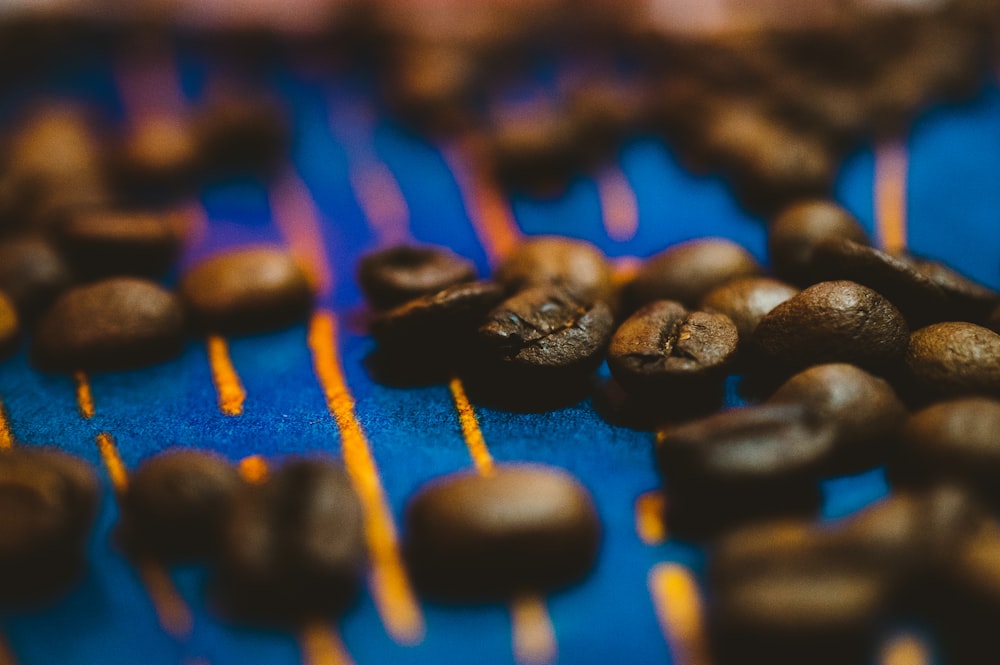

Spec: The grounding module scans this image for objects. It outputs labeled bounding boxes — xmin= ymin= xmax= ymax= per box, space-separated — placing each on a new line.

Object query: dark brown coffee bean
xmin=768 ymin=363 xmax=907 ymax=473
xmin=889 ymin=398 xmax=1000 ymax=504
xmin=768 ymin=200 xmax=870 ymax=286
xmin=700 ymin=277 xmax=799 ymax=342
xmin=180 ymin=247 xmax=314 ymax=334
xmin=484 ymin=106 xmax=578 ymax=195
xmin=405 ymin=464 xmax=600 ymax=601
xmin=381 ymin=45 xmax=477 ymax=136
xmin=751 ymin=280 xmax=909 ymax=376
xmin=194 ymin=97 xmax=289 ymax=177
xmin=625 ymin=238 xmax=762 ymax=310
xmin=904 ymin=322 xmax=1000 ymax=400
xmin=0 ymin=235 xmax=74 ymax=320
xmin=358 ymin=244 xmax=477 ymax=311
xmin=493 ymin=236 xmax=614 ymax=307
xmin=32 ymin=277 xmax=186 ymax=372
xmin=216 ymin=458 xmax=365 ymax=623
xmin=52 ymin=209 xmax=187 ymax=280
xmin=0 ymin=292 xmax=19 ymax=358
xmin=989 ymin=302 xmax=1000 ymax=335
xmin=657 ymin=403 xmax=834 ymax=537
xmin=906 ymin=255 xmax=1000 ymax=322
xmin=111 ymin=114 xmax=199 ymax=199
xmin=6 ymin=105 xmax=107 ymax=193
xmin=0 ymin=448 xmax=99 ymax=606
xmin=607 ymin=300 xmax=738 ymax=395
xmin=936 ymin=525 xmax=1000 ymax=664
xmin=119 ymin=449 xmax=243 ymax=562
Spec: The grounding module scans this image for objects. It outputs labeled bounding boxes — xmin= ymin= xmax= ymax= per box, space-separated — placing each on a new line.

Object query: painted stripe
xmin=207 ymin=335 xmax=246 ymax=417
xmin=649 ymin=563 xmax=712 ymax=665
xmin=307 ymin=310 xmax=424 ymax=645
xmin=597 ymin=165 xmax=640 ymax=242
xmin=300 ymin=621 xmax=356 ymax=665
xmin=349 ymin=160 xmax=411 ymax=247
xmin=874 ymin=140 xmax=908 ymax=253
xmin=447 ymin=376 xmax=495 ymax=476
xmin=136 ymin=559 xmax=194 ymax=639
xmin=511 ymin=593 xmax=558 ymax=665
xmin=95 ymin=432 xmax=128 ymax=494
xmin=75 ymin=372 xmax=95 ymax=420
xmin=238 ymin=455 xmax=269 ymax=484
xmin=880 ymin=634 xmax=931 ymax=665
xmin=635 ymin=490 xmax=668 ymax=545
xmin=271 ymin=170 xmax=334 ymax=299
xmin=0 ymin=398 xmax=12 ymax=450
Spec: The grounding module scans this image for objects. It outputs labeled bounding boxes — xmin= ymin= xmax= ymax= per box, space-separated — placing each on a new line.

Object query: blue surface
xmin=0 ymin=50 xmax=998 ymax=665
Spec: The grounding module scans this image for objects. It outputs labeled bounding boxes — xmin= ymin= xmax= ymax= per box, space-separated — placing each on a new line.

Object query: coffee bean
xmin=0 ymin=292 xmax=19 ymax=359
xmin=52 ymin=209 xmax=187 ymax=280
xmin=358 ymin=244 xmax=477 ymax=311
xmin=381 ymin=45 xmax=477 ymax=136
xmin=119 ymin=449 xmax=243 ymax=562
xmin=194 ymin=97 xmax=289 ymax=177
xmin=907 ymin=255 xmax=1000 ymax=322
xmin=751 ymin=280 xmax=909 ymax=376
xmin=768 ymin=363 xmax=907 ymax=473
xmin=768 ymin=200 xmax=870 ymax=287
xmin=904 ymin=322 xmax=1000 ymax=401
xmin=889 ymin=398 xmax=1000 ymax=505
xmin=0 ymin=448 xmax=99 ymax=606
xmin=625 ymin=238 xmax=762 ymax=311
xmin=936 ymin=524 xmax=1000 ymax=664
xmin=180 ymin=246 xmax=314 ymax=334
xmin=6 ymin=105 xmax=107 ymax=194
xmin=607 ymin=300 xmax=738 ymax=395
xmin=657 ymin=403 xmax=834 ymax=537
xmin=32 ymin=277 xmax=186 ymax=372
xmin=484 ymin=105 xmax=578 ymax=195
xmin=111 ymin=114 xmax=199 ymax=200
xmin=0 ymin=235 xmax=74 ymax=320
xmin=989 ymin=302 xmax=1000 ymax=335
xmin=700 ymin=277 xmax=799 ymax=342
xmin=216 ymin=458 xmax=365 ymax=622
xmin=493 ymin=236 xmax=614 ymax=307
xmin=404 ymin=464 xmax=600 ymax=601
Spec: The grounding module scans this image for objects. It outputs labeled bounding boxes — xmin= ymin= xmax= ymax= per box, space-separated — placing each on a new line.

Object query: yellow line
xmin=300 ymin=621 xmax=356 ymax=665
xmin=597 ymin=165 xmax=639 ymax=242
xmin=447 ymin=376 xmax=495 ymax=476
xmin=75 ymin=371 xmax=95 ymax=420
xmin=649 ymin=563 xmax=712 ymax=665
xmin=874 ymin=140 xmax=908 ymax=253
xmin=95 ymin=432 xmax=129 ymax=494
xmin=307 ymin=310 xmax=424 ymax=645
xmin=0 ymin=398 xmax=12 ymax=450
xmin=271 ymin=170 xmax=335 ymax=299
xmin=207 ymin=335 xmax=246 ymax=416
xmin=635 ymin=490 xmax=668 ymax=545
xmin=880 ymin=634 xmax=930 ymax=665
xmin=511 ymin=593 xmax=557 ymax=665
xmin=350 ymin=160 xmax=411 ymax=247
xmin=137 ymin=559 xmax=194 ymax=639
xmin=238 ymin=454 xmax=269 ymax=484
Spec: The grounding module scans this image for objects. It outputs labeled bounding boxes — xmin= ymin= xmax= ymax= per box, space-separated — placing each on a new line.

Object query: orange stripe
xmin=307 ymin=310 xmax=424 ymax=645
xmin=442 ymin=139 xmax=521 ymax=266
xmin=137 ymin=559 xmax=194 ymax=639
xmin=75 ymin=371 xmax=95 ymax=420
xmin=0 ymin=398 xmax=12 ymax=450
xmin=448 ymin=376 xmax=495 ymax=477
xmin=300 ymin=621 xmax=356 ymax=665
xmin=597 ymin=165 xmax=640 ymax=242
xmin=238 ymin=455 xmax=269 ymax=484
xmin=880 ymin=634 xmax=930 ymax=665
xmin=0 ymin=632 xmax=17 ymax=665
xmin=511 ymin=593 xmax=558 ymax=665
xmin=114 ymin=40 xmax=186 ymax=121
xmin=207 ymin=336 xmax=246 ymax=416
xmin=874 ymin=140 xmax=908 ymax=253
xmin=95 ymin=432 xmax=129 ymax=494
xmin=350 ymin=160 xmax=411 ymax=247
xmin=649 ymin=563 xmax=712 ymax=665
xmin=635 ymin=490 xmax=668 ymax=545
xmin=271 ymin=170 xmax=334 ymax=298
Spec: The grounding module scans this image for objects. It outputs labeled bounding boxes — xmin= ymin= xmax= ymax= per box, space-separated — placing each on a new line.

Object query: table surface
xmin=0 ymin=45 xmax=998 ymax=665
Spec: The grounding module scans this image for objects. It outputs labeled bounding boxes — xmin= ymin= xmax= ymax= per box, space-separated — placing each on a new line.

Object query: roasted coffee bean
xmin=904 ymin=322 xmax=1000 ymax=401
xmin=216 ymin=458 xmax=365 ymax=623
xmin=907 ymin=255 xmax=1000 ymax=322
xmin=111 ymin=114 xmax=199 ymax=199
xmin=493 ymin=236 xmax=614 ymax=306
xmin=6 ymin=105 xmax=106 ymax=192
xmin=889 ymin=398 xmax=1000 ymax=505
xmin=180 ymin=246 xmax=314 ymax=334
xmin=936 ymin=525 xmax=1000 ymax=665
xmin=989 ymin=302 xmax=1000 ymax=335
xmin=52 ymin=210 xmax=187 ymax=280
xmin=381 ymin=45 xmax=477 ymax=136
xmin=751 ymin=280 xmax=909 ymax=376
xmin=0 ymin=292 xmax=19 ymax=358
xmin=32 ymin=278 xmax=186 ymax=372
xmin=768 ymin=363 xmax=907 ymax=473
xmin=768 ymin=200 xmax=870 ymax=286
xmin=194 ymin=97 xmax=289 ymax=177
xmin=405 ymin=464 xmax=600 ymax=601
xmin=625 ymin=238 xmax=762 ymax=311
xmin=607 ymin=300 xmax=738 ymax=395
xmin=358 ymin=244 xmax=477 ymax=311
xmin=700 ymin=277 xmax=799 ymax=342
xmin=484 ymin=105 xmax=578 ymax=195
xmin=119 ymin=449 xmax=243 ymax=562
xmin=657 ymin=403 xmax=833 ymax=538
xmin=0 ymin=448 xmax=99 ymax=606
xmin=475 ymin=287 xmax=613 ymax=406
xmin=0 ymin=235 xmax=74 ymax=320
